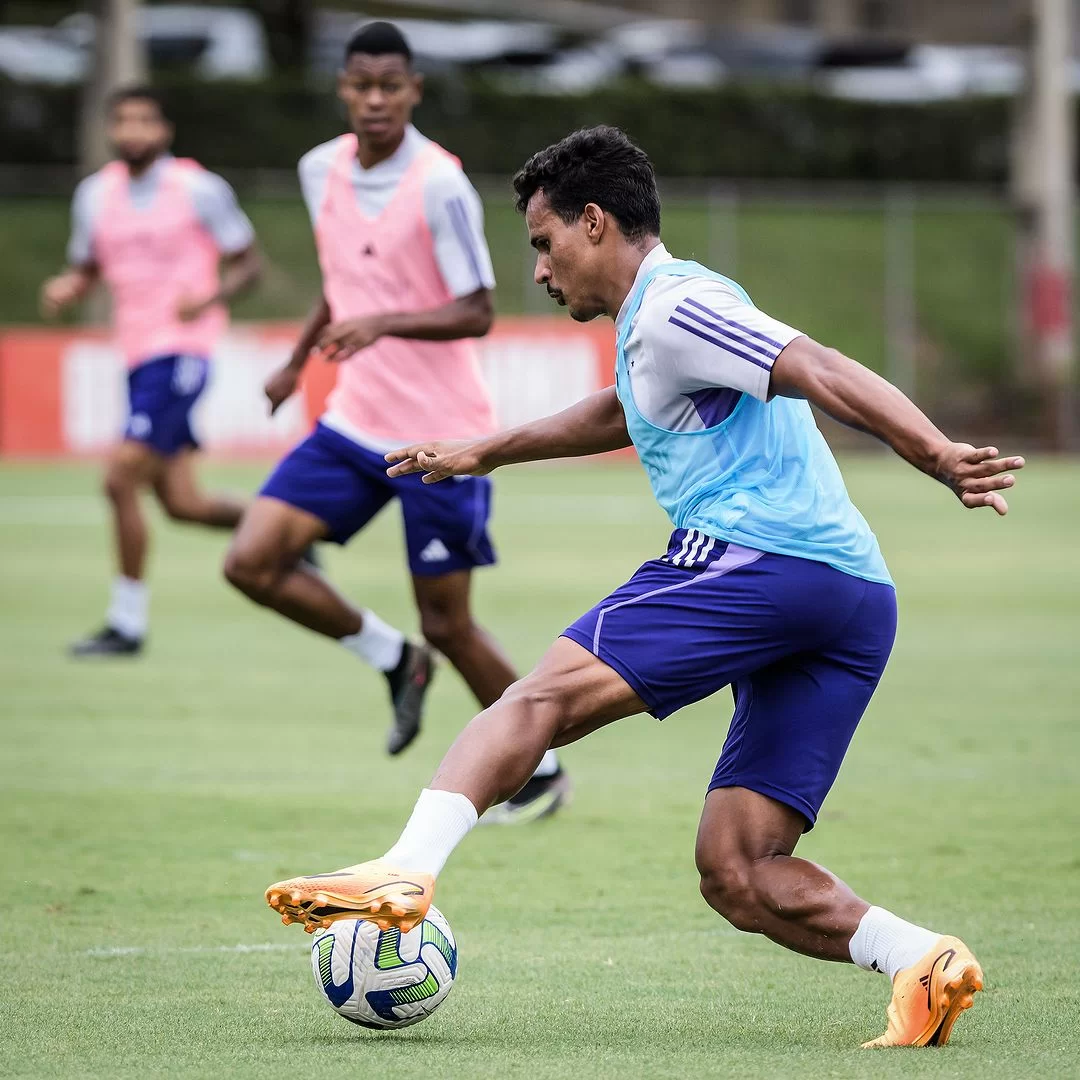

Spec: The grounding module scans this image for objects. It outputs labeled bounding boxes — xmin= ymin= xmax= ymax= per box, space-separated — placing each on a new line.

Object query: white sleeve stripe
xmin=445 ymin=196 xmax=485 ymax=292
xmin=668 ymin=314 xmax=773 ymax=373
xmin=682 ymin=295 xmax=786 ymax=351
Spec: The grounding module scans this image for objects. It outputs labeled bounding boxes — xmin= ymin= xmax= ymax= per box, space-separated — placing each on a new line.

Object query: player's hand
xmin=934 ymin=443 xmax=1025 ymax=516
xmin=176 ymin=294 xmax=216 ymax=322
xmin=317 ymin=317 xmax=385 ymax=361
xmin=385 ymin=441 xmax=492 ymax=483
xmin=40 ymin=273 xmax=84 ymax=318
xmin=264 ymin=364 xmax=301 ymax=416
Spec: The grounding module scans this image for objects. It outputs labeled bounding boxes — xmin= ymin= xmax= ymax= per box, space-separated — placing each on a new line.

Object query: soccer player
xmin=266 ymin=127 xmax=1026 ymax=1047
xmin=223 ymin=22 xmax=568 ymax=817
xmin=42 ymin=86 xmax=261 ymax=657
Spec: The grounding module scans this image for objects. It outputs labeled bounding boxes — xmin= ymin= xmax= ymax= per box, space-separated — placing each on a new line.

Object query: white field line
xmin=0 ymin=493 xmax=659 ymax=527
xmin=86 ymin=942 xmax=299 ymax=959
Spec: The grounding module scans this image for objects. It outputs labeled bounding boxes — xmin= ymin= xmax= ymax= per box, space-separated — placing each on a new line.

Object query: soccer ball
xmin=310 ymin=907 xmax=457 ymax=1029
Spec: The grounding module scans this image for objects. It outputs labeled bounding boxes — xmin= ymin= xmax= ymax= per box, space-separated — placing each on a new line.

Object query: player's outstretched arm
xmin=770 ymin=337 xmax=1024 ymax=515
xmin=386 ymin=386 xmax=631 ymax=483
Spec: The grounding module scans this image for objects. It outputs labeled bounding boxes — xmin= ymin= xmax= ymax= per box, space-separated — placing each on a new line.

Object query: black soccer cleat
xmin=479 ymin=768 xmax=573 ymax=826
xmin=69 ymin=625 xmax=143 ymax=658
xmin=384 ymin=641 xmax=437 ymax=756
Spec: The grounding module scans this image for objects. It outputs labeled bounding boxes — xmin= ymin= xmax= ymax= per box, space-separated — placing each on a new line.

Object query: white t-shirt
xmin=616 ymin=244 xmax=805 ymax=431
xmin=297 ymin=124 xmax=495 ymax=299
xmin=67 ymin=154 xmax=256 ymax=267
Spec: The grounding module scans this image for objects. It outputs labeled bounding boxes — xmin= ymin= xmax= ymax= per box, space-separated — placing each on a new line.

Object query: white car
xmin=55 ymin=5 xmax=269 ymax=81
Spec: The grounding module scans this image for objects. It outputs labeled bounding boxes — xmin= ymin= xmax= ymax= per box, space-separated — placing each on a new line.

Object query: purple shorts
xmin=563 ymin=529 xmax=897 ymax=827
xmin=124 ymin=354 xmax=209 ymax=457
xmin=260 ymin=422 xmax=496 ymax=577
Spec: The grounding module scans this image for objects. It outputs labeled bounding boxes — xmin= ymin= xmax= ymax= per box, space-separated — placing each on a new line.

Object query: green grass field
xmin=0 ymin=194 xmax=1015 ymax=388
xmin=2 ymin=458 xmax=1078 ymax=1079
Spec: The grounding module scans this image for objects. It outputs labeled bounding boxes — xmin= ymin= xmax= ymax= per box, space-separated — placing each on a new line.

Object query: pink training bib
xmin=93 ymin=158 xmax=226 ymax=367
xmin=315 ymin=134 xmax=497 ymax=443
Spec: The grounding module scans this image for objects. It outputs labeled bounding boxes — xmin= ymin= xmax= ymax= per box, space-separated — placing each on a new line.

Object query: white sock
xmin=106 ymin=576 xmax=148 ymax=639
xmin=531 ymin=749 xmax=560 ymax=778
xmin=382 ymin=788 xmax=478 ymax=878
xmin=340 ymin=609 xmax=405 ymax=672
xmin=848 ymin=906 xmax=942 ymax=980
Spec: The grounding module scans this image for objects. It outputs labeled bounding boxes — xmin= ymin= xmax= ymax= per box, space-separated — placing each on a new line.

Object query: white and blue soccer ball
xmin=310 ymin=906 xmax=457 ymax=1029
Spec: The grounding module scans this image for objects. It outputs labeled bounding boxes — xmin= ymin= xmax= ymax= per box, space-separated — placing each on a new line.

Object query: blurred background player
xmin=41 ymin=85 xmax=262 ymax=658
xmin=223 ymin=22 xmax=568 ymax=821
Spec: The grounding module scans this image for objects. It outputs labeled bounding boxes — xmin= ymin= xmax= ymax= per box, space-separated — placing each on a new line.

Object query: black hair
xmin=513 ymin=126 xmax=661 ymax=242
xmin=108 ymin=84 xmax=168 ymax=120
xmin=344 ymin=21 xmax=413 ymax=65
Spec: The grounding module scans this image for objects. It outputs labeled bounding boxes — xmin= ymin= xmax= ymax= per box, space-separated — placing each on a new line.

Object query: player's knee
xmin=500 ymin=673 xmax=579 ymax=738
xmin=103 ymin=464 xmax=138 ymax=504
xmin=222 ymin=545 xmax=277 ymax=601
xmin=418 ymin=608 xmax=472 ymax=655
xmin=698 ymin=858 xmax=762 ymax=933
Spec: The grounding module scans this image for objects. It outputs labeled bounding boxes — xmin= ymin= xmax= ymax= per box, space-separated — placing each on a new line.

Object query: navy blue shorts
xmin=260 ymin=422 xmax=496 ymax=577
xmin=124 ymin=354 xmax=209 ymax=457
xmin=563 ymin=528 xmax=897 ymax=827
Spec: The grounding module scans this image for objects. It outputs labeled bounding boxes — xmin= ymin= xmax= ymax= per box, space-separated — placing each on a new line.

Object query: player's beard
xmin=116 ymin=146 xmax=162 ymax=172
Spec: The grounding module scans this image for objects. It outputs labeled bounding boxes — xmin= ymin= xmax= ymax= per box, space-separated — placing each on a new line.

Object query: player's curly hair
xmin=512 ymin=126 xmax=661 ymax=242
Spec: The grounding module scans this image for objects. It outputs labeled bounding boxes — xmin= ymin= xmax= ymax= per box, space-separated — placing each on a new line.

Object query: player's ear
xmin=411 ymin=71 xmax=424 ymax=105
xmin=583 ymin=203 xmax=605 ymax=245
xmin=335 ymin=70 xmax=349 ymax=105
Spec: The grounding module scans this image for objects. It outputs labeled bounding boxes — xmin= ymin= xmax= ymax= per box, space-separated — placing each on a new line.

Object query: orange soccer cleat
xmin=862 ymin=936 xmax=984 ymax=1048
xmin=265 ymin=859 xmax=435 ymax=935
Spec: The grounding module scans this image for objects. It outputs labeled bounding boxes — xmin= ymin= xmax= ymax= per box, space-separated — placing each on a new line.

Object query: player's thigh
xmin=257 ymin=425 xmax=392 ymax=548
xmin=229 ymin=495 xmax=328 ymax=570
xmin=708 ymin=580 xmax=897 ymax=831
xmin=398 ymin=474 xmax=495 ymax=577
xmin=505 ymin=635 xmax=649 ymax=743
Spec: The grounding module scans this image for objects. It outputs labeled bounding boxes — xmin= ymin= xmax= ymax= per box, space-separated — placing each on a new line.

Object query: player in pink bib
xmin=41 ymin=86 xmax=262 ymax=657
xmin=224 ymin=22 xmax=569 ymax=822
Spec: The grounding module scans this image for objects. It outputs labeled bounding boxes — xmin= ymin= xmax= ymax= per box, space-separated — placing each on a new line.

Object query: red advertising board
xmin=0 ymin=318 xmax=616 ymax=457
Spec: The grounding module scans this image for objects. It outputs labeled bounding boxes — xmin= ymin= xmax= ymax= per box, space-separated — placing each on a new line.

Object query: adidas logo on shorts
xmin=419 ymin=538 xmax=451 ymax=563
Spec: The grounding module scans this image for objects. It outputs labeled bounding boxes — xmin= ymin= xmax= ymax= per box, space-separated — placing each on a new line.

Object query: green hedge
xmin=0 ymin=74 xmax=1015 ymax=181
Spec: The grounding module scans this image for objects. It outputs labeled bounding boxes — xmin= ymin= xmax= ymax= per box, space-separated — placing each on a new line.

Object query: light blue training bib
xmin=616 ymin=260 xmax=892 ymax=586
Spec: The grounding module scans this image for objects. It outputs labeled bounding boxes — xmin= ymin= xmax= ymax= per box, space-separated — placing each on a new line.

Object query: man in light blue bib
xmin=266 ymin=126 xmax=1023 ymax=1050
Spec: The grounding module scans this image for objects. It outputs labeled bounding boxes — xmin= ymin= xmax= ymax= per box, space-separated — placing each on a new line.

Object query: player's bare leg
xmin=108 ymin=440 xmax=159 ymax=579
xmin=695 ymin=787 xmax=868 ymax=960
xmin=153 ymin=447 xmax=246 ymax=529
xmin=224 ymin=496 xmax=435 ymax=748
xmin=266 ymin=637 xmax=639 ymax=929
xmin=70 ymin=440 xmax=159 ymax=656
xmin=412 ymin=570 xmax=514 ymax=708
xmin=696 ymin=781 xmax=980 ymax=1045
xmin=408 ymin=572 xmax=568 ymax=811
xmin=693 ymin=788 xmax=982 ymax=1045
xmin=224 ymin=497 xmax=353 ymax=635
